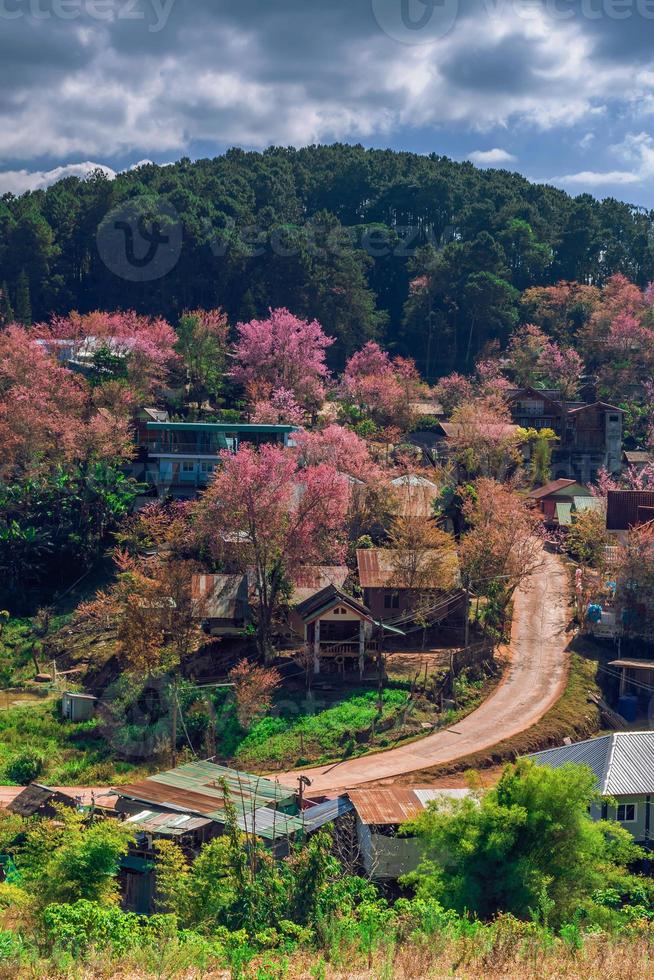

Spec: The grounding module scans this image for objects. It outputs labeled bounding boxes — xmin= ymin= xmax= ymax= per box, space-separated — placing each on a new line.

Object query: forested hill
xmin=2 ymin=143 xmax=653 ymax=374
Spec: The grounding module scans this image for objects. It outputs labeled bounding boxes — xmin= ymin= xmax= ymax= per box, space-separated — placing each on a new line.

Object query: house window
xmin=333 ymin=606 xmax=347 ymax=615
xmin=384 ymin=592 xmax=400 ymax=609
xmin=182 ymin=461 xmax=195 ymax=473
xmin=609 ymin=415 xmax=620 ymax=423
xmin=616 ymin=803 xmax=637 ymax=822
xmin=200 ymin=462 xmax=214 ymax=473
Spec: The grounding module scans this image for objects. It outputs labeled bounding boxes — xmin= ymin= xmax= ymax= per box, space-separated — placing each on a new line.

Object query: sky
xmin=3 ymin=0 xmax=654 ymax=206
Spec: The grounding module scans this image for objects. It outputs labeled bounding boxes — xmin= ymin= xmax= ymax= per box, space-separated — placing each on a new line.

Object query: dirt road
xmin=276 ymin=548 xmax=570 ymax=794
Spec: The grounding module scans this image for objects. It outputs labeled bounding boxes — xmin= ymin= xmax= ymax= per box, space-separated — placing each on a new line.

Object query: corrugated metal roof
xmin=147 ymin=422 xmax=296 ymax=433
xmin=390 ymin=475 xmax=439 ymax=490
xmin=192 ymin=573 xmax=248 ymax=620
xmin=348 ymin=787 xmax=471 ymax=825
xmin=606 ymin=490 xmax=654 ymax=531
xmin=528 ymin=479 xmax=577 ymax=500
xmin=301 ymin=796 xmax=354 ymax=832
xmin=115 ymin=761 xmax=296 ymax=826
xmin=357 ymin=548 xmax=459 ymax=590
xmin=239 ymin=806 xmax=305 ymax=840
xmin=291 ymin=566 xmax=349 ymax=604
xmin=624 ymin=451 xmax=652 ymax=465
xmin=124 ymin=809 xmax=213 ymax=835
xmin=413 ymin=789 xmax=472 ymax=806
xmin=529 ymin=732 xmax=654 ymax=796
xmin=295 ymin=585 xmax=372 ymax=624
xmin=2 ymin=785 xmax=118 ymax=813
xmin=388 ymin=477 xmax=439 ymax=519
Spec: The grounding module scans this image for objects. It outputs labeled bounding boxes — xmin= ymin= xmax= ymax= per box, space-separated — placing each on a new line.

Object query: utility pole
xmin=463 ymin=578 xmax=471 ymax=655
xmin=170 ymin=678 xmax=178 ymax=768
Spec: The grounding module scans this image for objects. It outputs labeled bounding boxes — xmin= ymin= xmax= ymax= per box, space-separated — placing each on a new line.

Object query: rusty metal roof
xmin=528 ymin=479 xmax=578 ymax=500
xmin=348 ymin=787 xmax=470 ymax=825
xmin=607 ymin=490 xmax=654 ymax=530
xmin=191 ymin=573 xmax=248 ymax=619
xmin=388 ymin=476 xmax=439 ymax=519
xmin=291 ymin=565 xmax=349 ymax=604
xmin=356 ymin=548 xmax=458 ymax=590
xmin=115 ymin=761 xmax=296 ymax=834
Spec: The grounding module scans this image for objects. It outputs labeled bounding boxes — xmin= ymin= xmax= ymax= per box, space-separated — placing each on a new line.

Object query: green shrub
xmin=5 ymin=750 xmax=44 ymax=785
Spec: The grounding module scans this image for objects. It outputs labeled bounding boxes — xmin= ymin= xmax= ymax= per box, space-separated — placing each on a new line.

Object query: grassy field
xmin=3 ymin=922 xmax=653 ymax=979
xmin=234 ymin=668 xmax=492 ymax=773
xmin=0 ymin=699 xmax=151 ymax=786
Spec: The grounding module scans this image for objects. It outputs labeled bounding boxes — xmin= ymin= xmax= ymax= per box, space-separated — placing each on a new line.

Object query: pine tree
xmin=0 ymin=282 xmax=13 ymax=326
xmin=14 ymin=270 xmax=32 ymax=326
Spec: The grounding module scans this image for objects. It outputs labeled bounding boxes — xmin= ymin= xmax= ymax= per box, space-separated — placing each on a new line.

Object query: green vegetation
xmin=406 ymin=760 xmax=642 ymax=928
xmin=3 ymin=146 xmax=652 ymax=377
xmin=0 ymin=764 xmax=649 ymax=977
xmin=0 ymin=701 xmax=145 ymax=786
xmin=234 ymin=688 xmax=411 ymax=770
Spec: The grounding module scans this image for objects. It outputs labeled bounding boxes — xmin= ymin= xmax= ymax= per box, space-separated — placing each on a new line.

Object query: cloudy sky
xmin=3 ymin=0 xmax=654 ymax=205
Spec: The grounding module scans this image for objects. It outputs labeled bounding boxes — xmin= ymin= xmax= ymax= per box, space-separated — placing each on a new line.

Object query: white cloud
xmin=468 ymin=148 xmax=517 ymax=166
xmin=547 ymin=169 xmax=640 ymax=188
xmin=0 ymin=161 xmax=116 ymax=196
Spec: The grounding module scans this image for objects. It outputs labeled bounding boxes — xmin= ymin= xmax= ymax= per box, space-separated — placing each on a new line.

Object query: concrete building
xmin=529 ymin=732 xmax=654 ymax=844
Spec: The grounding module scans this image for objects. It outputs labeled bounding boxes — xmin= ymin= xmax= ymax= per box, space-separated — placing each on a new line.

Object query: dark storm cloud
xmin=2 ymin=0 xmax=654 ymax=200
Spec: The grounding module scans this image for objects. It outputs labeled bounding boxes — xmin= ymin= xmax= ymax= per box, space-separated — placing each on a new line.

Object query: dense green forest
xmin=2 ymin=144 xmax=653 ymax=373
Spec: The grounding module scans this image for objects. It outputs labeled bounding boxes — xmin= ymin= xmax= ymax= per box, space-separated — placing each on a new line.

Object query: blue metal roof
xmin=301 ymin=796 xmax=354 ymax=832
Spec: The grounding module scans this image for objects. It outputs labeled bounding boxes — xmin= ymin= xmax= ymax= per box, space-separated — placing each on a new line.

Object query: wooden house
xmin=293 ymin=584 xmax=403 ymax=675
xmin=527 ymin=479 xmax=594 ymax=525
xmin=356 ymin=547 xmax=463 ymax=627
xmin=192 ymin=573 xmax=249 ymax=636
xmin=506 ymin=387 xmax=623 ymax=482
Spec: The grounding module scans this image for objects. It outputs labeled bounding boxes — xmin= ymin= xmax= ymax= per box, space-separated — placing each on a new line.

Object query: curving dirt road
xmin=276 ymin=548 xmax=570 ymax=794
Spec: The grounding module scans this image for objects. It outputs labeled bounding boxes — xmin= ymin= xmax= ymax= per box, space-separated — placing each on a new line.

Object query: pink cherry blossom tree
xmin=37 ymin=310 xmax=179 ymax=398
xmin=432 ymin=372 xmax=474 ymax=415
xmin=233 ymin=308 xmax=334 ymax=413
xmin=194 ymin=444 xmax=349 ymax=660
xmin=0 ymin=326 xmax=133 ymax=482
xmin=341 ymin=342 xmax=423 ymax=426
xmin=294 ymin=424 xmax=381 ymax=483
xmin=250 ymin=386 xmax=307 ymax=427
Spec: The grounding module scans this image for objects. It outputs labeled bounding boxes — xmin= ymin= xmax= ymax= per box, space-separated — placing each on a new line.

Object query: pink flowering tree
xmin=0 ymin=326 xmax=133 ymax=482
xmin=194 ymin=444 xmax=349 ymax=660
xmin=233 ymin=308 xmax=334 ymax=413
xmin=251 ymin=387 xmax=307 ymax=427
xmin=295 ymin=424 xmax=381 ymax=483
xmin=341 ymin=342 xmax=423 ymax=427
xmin=501 ymin=323 xmax=584 ymax=398
xmin=432 ymin=372 xmax=474 ymax=415
xmin=38 ymin=310 xmax=179 ymax=398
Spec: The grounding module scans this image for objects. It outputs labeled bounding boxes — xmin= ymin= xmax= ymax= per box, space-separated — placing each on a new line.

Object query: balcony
xmin=145 ymin=439 xmax=232 ymax=456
